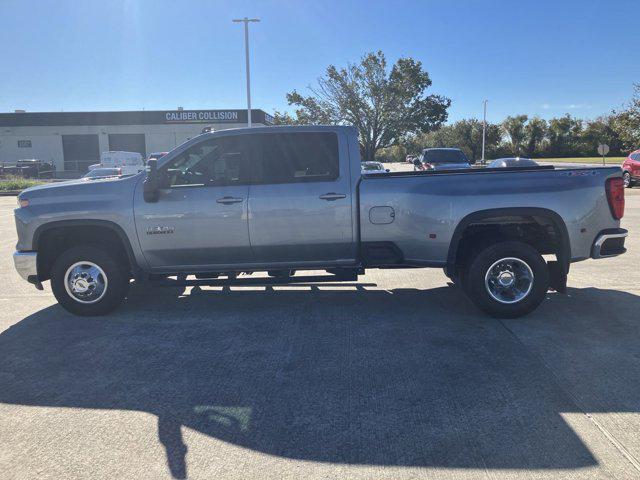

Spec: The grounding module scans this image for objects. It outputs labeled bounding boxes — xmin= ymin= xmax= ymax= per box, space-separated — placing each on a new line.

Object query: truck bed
xmin=359 ymin=165 xmax=622 ymax=266
xmin=362 ymin=164 xmax=555 ymax=178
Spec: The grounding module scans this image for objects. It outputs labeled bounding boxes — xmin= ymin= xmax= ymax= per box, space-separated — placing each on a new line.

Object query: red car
xmin=622 ymin=149 xmax=640 ymax=188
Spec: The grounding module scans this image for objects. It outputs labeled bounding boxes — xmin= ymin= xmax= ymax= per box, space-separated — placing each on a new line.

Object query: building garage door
xmin=62 ymin=134 xmax=100 ymax=172
xmin=108 ymin=134 xmax=146 ymax=157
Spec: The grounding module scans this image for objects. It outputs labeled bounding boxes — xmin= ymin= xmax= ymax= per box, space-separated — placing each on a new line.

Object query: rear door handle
xmin=319 ymin=192 xmax=347 ymax=201
xmin=216 ymin=196 xmax=244 ymax=205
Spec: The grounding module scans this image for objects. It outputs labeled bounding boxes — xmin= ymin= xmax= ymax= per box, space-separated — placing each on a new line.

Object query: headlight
xmin=17 ymin=198 xmax=29 ymax=208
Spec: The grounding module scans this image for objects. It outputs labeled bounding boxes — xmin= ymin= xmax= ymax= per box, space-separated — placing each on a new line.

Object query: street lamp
xmin=232 ymin=17 xmax=260 ymax=128
xmin=481 ymin=99 xmax=488 ymax=164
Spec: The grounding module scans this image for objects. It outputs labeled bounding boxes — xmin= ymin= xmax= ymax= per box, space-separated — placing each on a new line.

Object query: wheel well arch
xmin=446 ymin=207 xmax=571 ymax=277
xmin=33 ymin=220 xmax=138 ymax=281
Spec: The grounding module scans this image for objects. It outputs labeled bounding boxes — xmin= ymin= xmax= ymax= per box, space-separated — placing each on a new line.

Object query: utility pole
xmin=481 ymin=99 xmax=488 ymax=164
xmin=232 ymin=17 xmax=260 ymax=128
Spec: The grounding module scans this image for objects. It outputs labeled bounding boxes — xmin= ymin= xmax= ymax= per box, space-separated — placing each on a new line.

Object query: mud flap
xmin=547 ymin=261 xmax=567 ymax=293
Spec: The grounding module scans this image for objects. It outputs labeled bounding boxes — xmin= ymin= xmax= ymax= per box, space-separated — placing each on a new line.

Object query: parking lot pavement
xmin=1 ymin=192 xmax=640 ymax=480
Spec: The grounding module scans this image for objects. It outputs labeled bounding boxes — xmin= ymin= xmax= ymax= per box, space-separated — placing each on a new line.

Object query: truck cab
xmin=138 ymin=127 xmax=358 ymax=269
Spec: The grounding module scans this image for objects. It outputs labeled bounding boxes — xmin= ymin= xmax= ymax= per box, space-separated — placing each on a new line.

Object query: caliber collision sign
xmin=164 ymin=111 xmax=240 ymax=123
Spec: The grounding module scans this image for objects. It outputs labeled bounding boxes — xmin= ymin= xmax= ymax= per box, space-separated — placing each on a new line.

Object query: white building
xmin=0 ymin=109 xmax=274 ymax=173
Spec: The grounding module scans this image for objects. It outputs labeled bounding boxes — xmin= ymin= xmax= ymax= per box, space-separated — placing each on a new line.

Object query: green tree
xmin=501 ymin=115 xmax=528 ymax=155
xmin=580 ymin=116 xmax=624 ymax=156
xmin=281 ymin=51 xmax=450 ymax=161
xmin=271 ymin=111 xmax=300 ymax=125
xmin=412 ymin=118 xmax=502 ymax=162
xmin=524 ymin=117 xmax=547 ymax=157
xmin=375 ymin=144 xmax=407 ymax=163
xmin=545 ymin=114 xmax=583 ymax=157
xmin=611 ymin=83 xmax=640 ymax=151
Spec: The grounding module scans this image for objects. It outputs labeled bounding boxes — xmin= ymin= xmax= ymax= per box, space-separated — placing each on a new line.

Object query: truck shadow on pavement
xmin=1 ymin=284 xmax=640 ymax=478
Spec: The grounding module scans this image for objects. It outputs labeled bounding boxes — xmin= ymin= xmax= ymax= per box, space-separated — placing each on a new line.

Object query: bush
xmin=0 ymin=175 xmax=44 ymax=191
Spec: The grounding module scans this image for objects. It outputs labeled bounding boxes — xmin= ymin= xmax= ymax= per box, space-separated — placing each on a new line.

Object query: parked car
xmin=420 ymin=148 xmax=472 ymax=170
xmin=487 ymin=157 xmax=539 ymax=168
xmin=622 ymin=149 xmax=640 ymax=188
xmin=413 ymin=158 xmax=426 ymax=171
xmin=13 ymin=126 xmax=627 ymax=319
xmin=81 ymin=167 xmax=122 ymax=180
xmin=361 ymin=161 xmax=389 ymax=174
xmin=0 ymin=159 xmax=55 ymax=178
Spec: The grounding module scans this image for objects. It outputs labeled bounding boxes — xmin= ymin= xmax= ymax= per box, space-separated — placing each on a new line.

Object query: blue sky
xmin=1 ymin=0 xmax=638 ymax=123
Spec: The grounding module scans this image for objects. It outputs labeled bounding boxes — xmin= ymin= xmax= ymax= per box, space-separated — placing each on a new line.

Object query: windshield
xmin=423 ymin=150 xmax=468 ymax=164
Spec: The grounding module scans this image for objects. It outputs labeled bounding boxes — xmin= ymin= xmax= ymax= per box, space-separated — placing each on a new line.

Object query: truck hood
xmin=21 ymin=174 xmax=141 ymax=194
xmin=18 ymin=174 xmax=141 ymax=204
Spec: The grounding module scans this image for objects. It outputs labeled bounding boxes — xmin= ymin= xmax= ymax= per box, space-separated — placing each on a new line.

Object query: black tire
xmin=623 ymin=171 xmax=632 ymax=188
xmin=50 ymin=245 xmax=130 ymax=316
xmin=462 ymin=241 xmax=549 ymax=319
xmin=443 ymin=267 xmax=465 ymax=288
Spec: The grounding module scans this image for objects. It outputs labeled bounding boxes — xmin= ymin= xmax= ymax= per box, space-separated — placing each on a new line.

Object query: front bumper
xmin=591 ymin=228 xmax=628 ymax=259
xmin=13 ymin=251 xmax=38 ymax=283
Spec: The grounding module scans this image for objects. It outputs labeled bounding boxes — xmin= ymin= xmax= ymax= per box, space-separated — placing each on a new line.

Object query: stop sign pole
xmin=598 ymin=144 xmax=609 ymax=166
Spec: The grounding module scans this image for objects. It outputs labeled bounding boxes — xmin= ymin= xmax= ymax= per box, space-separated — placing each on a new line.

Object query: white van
xmin=89 ymin=151 xmax=144 ymax=176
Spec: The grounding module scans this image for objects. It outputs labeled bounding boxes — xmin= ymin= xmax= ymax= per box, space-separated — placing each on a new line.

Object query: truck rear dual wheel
xmin=50 ymin=245 xmax=130 ymax=316
xmin=463 ymin=241 xmax=549 ymax=318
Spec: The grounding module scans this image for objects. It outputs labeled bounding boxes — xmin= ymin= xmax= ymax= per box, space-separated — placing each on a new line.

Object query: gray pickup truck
xmin=13 ymin=126 xmax=628 ymax=318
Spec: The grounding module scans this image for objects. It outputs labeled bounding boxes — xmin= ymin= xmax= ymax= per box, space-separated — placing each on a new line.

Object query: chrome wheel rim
xmin=484 ymin=257 xmax=534 ymax=304
xmin=623 ymin=173 xmax=630 ymax=188
xmin=64 ymin=261 xmax=108 ymax=304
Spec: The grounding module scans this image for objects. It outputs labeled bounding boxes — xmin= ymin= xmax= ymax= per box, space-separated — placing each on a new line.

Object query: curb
xmin=0 ymin=191 xmax=20 ymax=196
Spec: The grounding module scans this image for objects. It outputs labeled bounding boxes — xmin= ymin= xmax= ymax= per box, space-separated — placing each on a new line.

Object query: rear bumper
xmin=591 ymin=228 xmax=628 ymax=259
xmin=13 ymin=251 xmax=38 ymax=283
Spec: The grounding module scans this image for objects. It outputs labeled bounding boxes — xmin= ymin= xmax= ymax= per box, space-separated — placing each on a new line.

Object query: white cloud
xmin=566 ymin=103 xmax=592 ymax=110
xmin=541 ymin=103 xmax=551 ymax=109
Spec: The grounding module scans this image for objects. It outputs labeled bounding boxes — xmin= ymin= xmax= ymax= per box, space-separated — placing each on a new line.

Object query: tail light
xmin=606 ymin=177 xmax=625 ymax=219
xmin=117 ymin=168 xmax=122 ymax=175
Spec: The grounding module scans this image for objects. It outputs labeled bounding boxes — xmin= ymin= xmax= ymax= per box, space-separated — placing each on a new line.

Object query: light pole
xmin=481 ymin=99 xmax=488 ymax=164
xmin=233 ymin=17 xmax=260 ymax=128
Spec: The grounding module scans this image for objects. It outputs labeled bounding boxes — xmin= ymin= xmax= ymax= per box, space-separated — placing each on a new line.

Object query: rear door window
xmin=253 ymin=132 xmax=339 ymax=184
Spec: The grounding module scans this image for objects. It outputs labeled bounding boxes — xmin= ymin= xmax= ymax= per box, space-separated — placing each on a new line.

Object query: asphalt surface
xmin=1 ymin=191 xmax=640 ymax=480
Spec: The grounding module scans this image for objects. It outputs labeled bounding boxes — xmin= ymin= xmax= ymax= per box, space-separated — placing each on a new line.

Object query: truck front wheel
xmin=463 ymin=241 xmax=549 ymax=318
xmin=50 ymin=245 xmax=130 ymax=316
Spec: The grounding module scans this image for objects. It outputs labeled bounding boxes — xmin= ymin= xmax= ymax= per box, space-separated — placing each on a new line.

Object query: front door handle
xmin=216 ymin=196 xmax=244 ymax=205
xmin=319 ymin=192 xmax=347 ymax=201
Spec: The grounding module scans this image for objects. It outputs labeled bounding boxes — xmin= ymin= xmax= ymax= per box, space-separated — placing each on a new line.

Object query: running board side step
xmin=141 ymin=271 xmax=364 ymax=288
